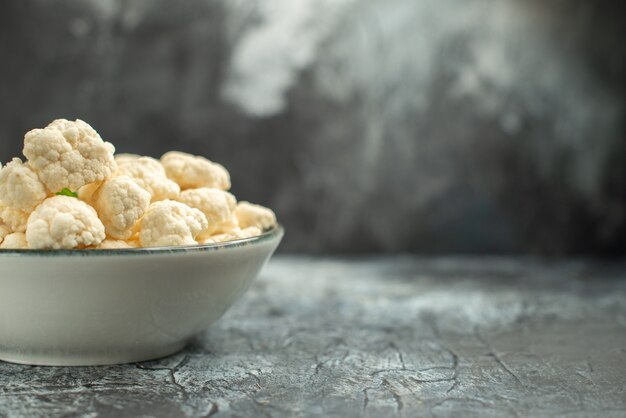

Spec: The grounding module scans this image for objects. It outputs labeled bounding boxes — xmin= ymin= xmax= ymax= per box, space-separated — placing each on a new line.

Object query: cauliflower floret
xmin=26 ymin=195 xmax=106 ymax=249
xmin=0 ymin=224 xmax=12 ymax=245
xmin=23 ymin=119 xmax=117 ymax=192
xmin=161 ymin=151 xmax=231 ymax=190
xmin=114 ymin=153 xmax=141 ymax=165
xmin=176 ymin=188 xmax=238 ymax=237
xmin=0 ymin=232 xmax=28 ymax=249
xmin=235 ymin=201 xmax=277 ymax=231
xmin=0 ymin=158 xmax=48 ymax=232
xmin=116 ymin=157 xmax=180 ymax=202
xmin=200 ymin=227 xmax=262 ymax=244
xmin=86 ymin=176 xmax=151 ymax=240
xmin=0 ymin=158 xmax=48 ymax=210
xmin=138 ymin=200 xmax=208 ymax=248
xmin=0 ymin=206 xmax=30 ymax=232
xmin=97 ymin=239 xmax=140 ymax=249
xmin=77 ymin=181 xmax=102 ymax=202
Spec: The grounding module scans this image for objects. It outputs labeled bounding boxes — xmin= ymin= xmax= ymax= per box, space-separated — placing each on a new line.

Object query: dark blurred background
xmin=0 ymin=0 xmax=624 ymax=255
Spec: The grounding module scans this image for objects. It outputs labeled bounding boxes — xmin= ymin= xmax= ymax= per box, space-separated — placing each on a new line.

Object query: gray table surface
xmin=1 ymin=256 xmax=625 ymax=418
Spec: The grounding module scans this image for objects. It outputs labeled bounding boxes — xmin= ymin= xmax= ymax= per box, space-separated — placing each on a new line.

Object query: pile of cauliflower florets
xmin=0 ymin=119 xmax=277 ymax=250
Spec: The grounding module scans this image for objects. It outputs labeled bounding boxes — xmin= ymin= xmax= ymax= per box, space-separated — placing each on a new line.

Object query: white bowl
xmin=0 ymin=226 xmax=283 ymax=366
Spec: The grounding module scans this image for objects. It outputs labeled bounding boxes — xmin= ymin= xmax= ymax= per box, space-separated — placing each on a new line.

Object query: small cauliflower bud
xmin=201 ymin=226 xmax=262 ymax=244
xmin=139 ymin=200 xmax=208 ymax=248
xmin=77 ymin=181 xmax=102 ymax=202
xmin=0 ymin=206 xmax=30 ymax=232
xmin=176 ymin=188 xmax=237 ymax=237
xmin=91 ymin=176 xmax=151 ymax=240
xmin=0 ymin=158 xmax=49 ymax=232
xmin=26 ymin=195 xmax=106 ymax=249
xmin=0 ymin=232 xmax=28 ymax=249
xmin=114 ymin=153 xmax=141 ymax=165
xmin=0 ymin=224 xmax=12 ymax=245
xmin=98 ymin=239 xmax=140 ymax=249
xmin=161 ymin=151 xmax=231 ymax=190
xmin=235 ymin=201 xmax=277 ymax=231
xmin=0 ymin=158 xmax=48 ymax=211
xmin=23 ymin=118 xmax=117 ymax=192
xmin=116 ymin=157 xmax=180 ymax=202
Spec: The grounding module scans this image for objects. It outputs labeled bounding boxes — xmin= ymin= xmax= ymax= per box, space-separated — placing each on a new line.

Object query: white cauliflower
xmin=77 ymin=181 xmax=102 ymax=202
xmin=0 ymin=224 xmax=12 ymax=245
xmin=97 ymin=239 xmax=140 ymax=249
xmin=138 ymin=200 xmax=208 ymax=248
xmin=0 ymin=232 xmax=28 ymax=249
xmin=0 ymin=158 xmax=49 ymax=232
xmin=116 ymin=157 xmax=180 ymax=202
xmin=23 ymin=119 xmax=117 ymax=192
xmin=0 ymin=206 xmax=31 ymax=232
xmin=200 ymin=226 xmax=262 ymax=244
xmin=88 ymin=176 xmax=151 ymax=240
xmin=0 ymin=158 xmax=48 ymax=210
xmin=0 ymin=118 xmax=278 ymax=251
xmin=235 ymin=201 xmax=277 ymax=231
xmin=26 ymin=195 xmax=106 ymax=249
xmin=114 ymin=153 xmax=141 ymax=165
xmin=161 ymin=151 xmax=231 ymax=190
xmin=176 ymin=188 xmax=238 ymax=237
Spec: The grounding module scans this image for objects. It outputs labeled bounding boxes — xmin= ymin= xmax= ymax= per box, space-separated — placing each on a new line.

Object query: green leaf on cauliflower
xmin=56 ymin=188 xmax=79 ymax=198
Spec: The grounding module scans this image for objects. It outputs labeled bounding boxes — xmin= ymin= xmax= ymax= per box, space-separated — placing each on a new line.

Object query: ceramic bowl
xmin=0 ymin=226 xmax=283 ymax=366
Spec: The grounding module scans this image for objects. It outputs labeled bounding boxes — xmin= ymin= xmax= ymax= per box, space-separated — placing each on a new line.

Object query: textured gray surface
xmin=1 ymin=0 xmax=625 ymax=255
xmin=1 ymin=256 xmax=625 ymax=417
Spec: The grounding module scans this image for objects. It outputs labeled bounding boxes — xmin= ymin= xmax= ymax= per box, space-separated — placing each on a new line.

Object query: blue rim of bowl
xmin=0 ymin=225 xmax=284 ymax=257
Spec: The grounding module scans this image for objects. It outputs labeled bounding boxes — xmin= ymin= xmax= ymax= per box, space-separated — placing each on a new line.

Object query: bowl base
xmin=0 ymin=341 xmax=187 ymax=366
